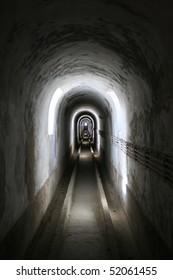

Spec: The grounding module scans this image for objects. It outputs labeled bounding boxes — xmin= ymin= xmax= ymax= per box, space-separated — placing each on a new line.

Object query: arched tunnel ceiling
xmin=61 ymin=88 xmax=111 ymax=119
xmin=0 ymin=0 xmax=173 ymax=257
xmin=0 ymin=0 xmax=172 ymax=103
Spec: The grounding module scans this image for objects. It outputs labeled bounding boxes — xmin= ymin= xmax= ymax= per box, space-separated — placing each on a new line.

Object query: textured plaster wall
xmin=0 ymin=0 xmax=173 ymax=256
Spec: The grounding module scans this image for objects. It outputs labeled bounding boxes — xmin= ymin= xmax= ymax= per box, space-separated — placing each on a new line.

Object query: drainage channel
xmin=48 ymin=141 xmax=118 ymax=259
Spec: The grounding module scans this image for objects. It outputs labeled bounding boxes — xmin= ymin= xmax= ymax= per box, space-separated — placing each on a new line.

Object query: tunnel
xmin=0 ymin=0 xmax=173 ymax=260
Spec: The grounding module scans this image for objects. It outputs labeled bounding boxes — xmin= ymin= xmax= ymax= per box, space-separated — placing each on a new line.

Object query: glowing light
xmin=71 ymin=108 xmax=100 ymax=153
xmin=77 ymin=115 xmax=94 ymax=144
xmin=48 ymin=88 xmax=63 ymax=135
xmin=122 ymin=176 xmax=128 ymax=195
xmin=90 ymin=146 xmax=94 ymax=154
xmin=84 ymin=122 xmax=87 ymax=126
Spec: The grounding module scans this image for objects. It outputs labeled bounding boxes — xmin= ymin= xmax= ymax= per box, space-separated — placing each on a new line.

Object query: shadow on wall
xmin=0 ymin=146 xmax=5 ymax=221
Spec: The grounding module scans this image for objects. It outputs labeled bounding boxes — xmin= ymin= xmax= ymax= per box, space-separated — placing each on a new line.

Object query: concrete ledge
xmin=94 ymin=158 xmax=119 ymax=259
xmin=0 ymin=169 xmax=59 ymax=259
xmin=0 ymin=150 xmax=76 ymax=260
xmin=48 ymin=159 xmax=78 ymax=259
xmin=97 ymin=153 xmax=173 ymax=259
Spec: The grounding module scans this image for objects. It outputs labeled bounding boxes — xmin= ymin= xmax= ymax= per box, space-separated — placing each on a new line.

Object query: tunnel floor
xmin=49 ymin=142 xmax=111 ymax=259
xmin=26 ymin=141 xmax=141 ymax=260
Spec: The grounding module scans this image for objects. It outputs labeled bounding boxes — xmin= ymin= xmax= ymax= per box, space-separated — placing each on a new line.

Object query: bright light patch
xmin=84 ymin=122 xmax=87 ymax=126
xmin=48 ymin=88 xmax=63 ymax=135
xmin=106 ymin=89 xmax=122 ymax=135
xmin=122 ymin=176 xmax=128 ymax=195
xmin=71 ymin=107 xmax=100 ymax=153
xmin=106 ymin=90 xmax=120 ymax=112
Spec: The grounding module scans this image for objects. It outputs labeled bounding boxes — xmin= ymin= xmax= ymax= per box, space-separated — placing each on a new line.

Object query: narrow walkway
xmin=25 ymin=142 xmax=140 ymax=260
xmin=49 ymin=142 xmax=111 ymax=259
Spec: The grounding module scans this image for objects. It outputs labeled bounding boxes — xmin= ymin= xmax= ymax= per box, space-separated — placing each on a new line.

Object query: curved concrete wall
xmin=0 ymin=0 xmax=173 ymax=257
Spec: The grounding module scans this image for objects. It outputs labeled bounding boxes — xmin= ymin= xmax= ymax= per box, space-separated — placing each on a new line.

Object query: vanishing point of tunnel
xmin=0 ymin=0 xmax=173 ymax=260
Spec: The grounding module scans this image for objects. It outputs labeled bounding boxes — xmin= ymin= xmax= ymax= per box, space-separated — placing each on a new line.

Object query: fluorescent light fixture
xmin=48 ymin=88 xmax=63 ymax=135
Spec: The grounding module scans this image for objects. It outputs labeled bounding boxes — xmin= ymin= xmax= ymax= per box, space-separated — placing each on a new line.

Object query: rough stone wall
xmin=0 ymin=0 xmax=173 ymax=256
